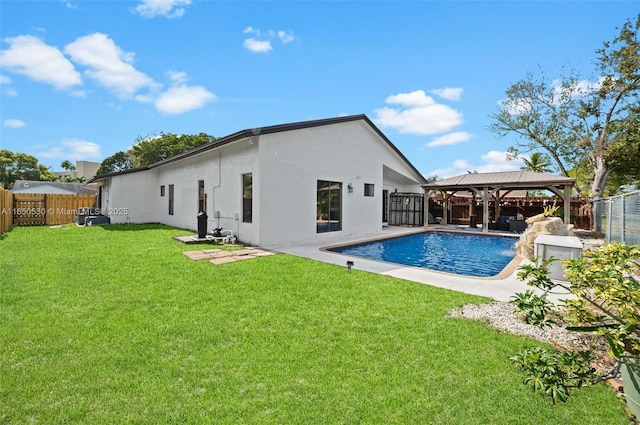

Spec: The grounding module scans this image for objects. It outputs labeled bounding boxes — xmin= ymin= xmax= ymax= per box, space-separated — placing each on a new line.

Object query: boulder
xmin=526 ymin=213 xmax=546 ymax=224
xmin=516 ymin=217 xmax=574 ymax=259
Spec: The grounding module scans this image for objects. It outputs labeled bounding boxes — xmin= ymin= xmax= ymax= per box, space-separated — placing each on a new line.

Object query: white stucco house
xmin=90 ymin=114 xmax=426 ymax=246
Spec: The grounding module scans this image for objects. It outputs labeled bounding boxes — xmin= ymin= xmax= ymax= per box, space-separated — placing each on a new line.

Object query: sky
xmin=1 ymin=0 xmax=639 ymax=178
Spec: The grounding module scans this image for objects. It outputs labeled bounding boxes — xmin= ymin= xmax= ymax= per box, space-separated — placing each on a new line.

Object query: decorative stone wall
xmin=516 ymin=214 xmax=574 ymax=259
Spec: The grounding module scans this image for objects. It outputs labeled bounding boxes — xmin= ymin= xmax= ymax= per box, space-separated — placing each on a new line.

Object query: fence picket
xmin=11 ymin=193 xmax=97 ymax=227
xmin=0 ymin=187 xmax=14 ymax=235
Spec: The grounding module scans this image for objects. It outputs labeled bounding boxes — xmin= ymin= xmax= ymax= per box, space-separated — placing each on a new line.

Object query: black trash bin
xmin=197 ymin=211 xmax=208 ymax=239
xmin=469 ymin=214 xmax=477 ymax=228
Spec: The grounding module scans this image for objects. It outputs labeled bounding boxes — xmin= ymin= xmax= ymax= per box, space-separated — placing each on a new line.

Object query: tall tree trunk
xmin=590 ymin=157 xmax=610 ymax=232
xmin=591 ymin=156 xmax=610 ymax=199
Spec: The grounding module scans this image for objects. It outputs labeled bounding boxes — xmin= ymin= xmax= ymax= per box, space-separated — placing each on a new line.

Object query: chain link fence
xmin=593 ymin=190 xmax=640 ymax=245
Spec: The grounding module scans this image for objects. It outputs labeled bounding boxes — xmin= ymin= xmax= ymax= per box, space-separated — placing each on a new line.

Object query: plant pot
xmin=621 ymin=357 xmax=640 ymax=420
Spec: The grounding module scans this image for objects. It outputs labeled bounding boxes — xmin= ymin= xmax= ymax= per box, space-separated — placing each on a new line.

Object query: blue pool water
xmin=332 ymin=232 xmax=517 ymax=277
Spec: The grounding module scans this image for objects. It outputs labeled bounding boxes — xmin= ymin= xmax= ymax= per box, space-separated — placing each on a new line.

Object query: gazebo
xmin=422 ymin=171 xmax=576 ymax=233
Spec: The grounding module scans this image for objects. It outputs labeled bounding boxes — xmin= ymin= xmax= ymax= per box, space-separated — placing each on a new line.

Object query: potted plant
xmin=510 ymin=242 xmax=640 ymax=416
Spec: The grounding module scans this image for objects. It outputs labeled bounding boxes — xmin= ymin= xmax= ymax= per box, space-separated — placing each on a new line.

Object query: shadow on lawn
xmin=99 ymin=223 xmax=184 ymax=232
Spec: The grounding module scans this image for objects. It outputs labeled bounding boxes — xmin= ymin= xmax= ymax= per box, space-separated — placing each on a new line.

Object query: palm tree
xmin=521 ymin=152 xmax=552 ymax=173
xmin=60 ymin=160 xmax=76 ymax=173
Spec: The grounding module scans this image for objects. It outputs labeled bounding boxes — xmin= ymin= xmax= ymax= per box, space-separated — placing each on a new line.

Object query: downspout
xmin=211 ymin=150 xmax=222 ymax=229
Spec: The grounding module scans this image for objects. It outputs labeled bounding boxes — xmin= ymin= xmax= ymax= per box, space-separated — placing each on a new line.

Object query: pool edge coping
xmin=321 ymin=229 xmax=523 ymax=281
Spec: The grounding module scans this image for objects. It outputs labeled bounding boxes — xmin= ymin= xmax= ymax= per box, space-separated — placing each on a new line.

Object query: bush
xmin=510 ymin=243 xmax=640 ymax=403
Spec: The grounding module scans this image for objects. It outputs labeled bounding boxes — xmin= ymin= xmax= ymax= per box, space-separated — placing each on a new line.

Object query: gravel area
xmin=448 ymin=301 xmax=616 ymax=373
xmin=573 ymin=229 xmax=607 ymax=251
xmin=447 ymin=230 xmax=613 ymax=361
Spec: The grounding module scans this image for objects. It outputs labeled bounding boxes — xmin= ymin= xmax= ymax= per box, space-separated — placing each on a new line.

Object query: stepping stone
xmin=185 ymin=247 xmax=277 ymax=264
xmin=251 ymin=251 xmax=275 ymax=257
xmin=209 ymin=256 xmax=239 ymax=265
xmin=234 ymin=254 xmax=257 ymax=261
xmin=183 ymin=251 xmax=210 ymax=260
xmin=207 ymin=250 xmax=236 ymax=259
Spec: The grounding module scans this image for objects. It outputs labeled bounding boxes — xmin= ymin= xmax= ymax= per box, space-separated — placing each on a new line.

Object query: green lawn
xmin=0 ymin=224 xmax=630 ymax=424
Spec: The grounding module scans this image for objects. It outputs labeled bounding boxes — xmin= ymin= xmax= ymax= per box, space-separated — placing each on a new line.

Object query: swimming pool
xmin=332 ymin=231 xmax=518 ymax=277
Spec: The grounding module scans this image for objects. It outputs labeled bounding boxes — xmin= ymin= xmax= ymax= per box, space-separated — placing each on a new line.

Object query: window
xmin=317 ymin=180 xmax=342 ymax=233
xmin=242 ymin=173 xmax=252 ymax=223
xmin=160 ymin=185 xmax=165 ymax=197
xmin=364 ymin=183 xmax=374 ymax=197
xmin=168 ymin=184 xmax=174 ymax=215
xmin=198 ymin=180 xmax=206 ymax=213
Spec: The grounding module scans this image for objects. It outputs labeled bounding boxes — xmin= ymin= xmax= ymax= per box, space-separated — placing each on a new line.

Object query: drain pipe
xmin=211 ymin=150 xmax=222 ymax=229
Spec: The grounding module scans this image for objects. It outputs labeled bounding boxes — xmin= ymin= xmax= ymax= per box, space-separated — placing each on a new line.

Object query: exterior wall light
xmin=348 ymin=183 xmax=353 ymax=193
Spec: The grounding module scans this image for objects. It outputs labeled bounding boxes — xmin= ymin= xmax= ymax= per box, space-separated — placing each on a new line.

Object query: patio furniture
xmin=508 ymin=219 xmax=527 ymax=233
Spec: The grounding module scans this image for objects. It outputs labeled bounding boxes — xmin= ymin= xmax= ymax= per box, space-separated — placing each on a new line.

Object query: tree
xmin=96 ymin=151 xmax=134 ymax=175
xmin=0 ymin=150 xmax=55 ymax=188
xmin=95 ymin=132 xmax=217 ymax=176
xmin=38 ymin=164 xmax=57 ymax=182
xmin=129 ymin=132 xmax=216 ymax=167
xmin=60 ymin=160 xmax=76 ymax=173
xmin=520 ymin=152 xmax=553 ymax=173
xmin=490 ymin=14 xmax=640 ymax=198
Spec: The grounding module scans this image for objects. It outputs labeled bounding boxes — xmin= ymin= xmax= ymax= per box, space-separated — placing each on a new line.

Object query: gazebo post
xmin=482 ymin=187 xmax=490 ymax=233
xmin=424 ymin=188 xmax=432 ymax=229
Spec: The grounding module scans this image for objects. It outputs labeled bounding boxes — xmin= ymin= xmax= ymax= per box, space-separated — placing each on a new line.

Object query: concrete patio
xmin=263 ymin=225 xmax=545 ymax=302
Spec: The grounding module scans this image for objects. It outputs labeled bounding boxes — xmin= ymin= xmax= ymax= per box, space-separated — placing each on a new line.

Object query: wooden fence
xmin=12 ymin=193 xmax=97 ymax=226
xmin=0 ymin=187 xmax=14 ymax=235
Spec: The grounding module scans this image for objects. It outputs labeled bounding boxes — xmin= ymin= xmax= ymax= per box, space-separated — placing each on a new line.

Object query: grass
xmin=0 ymin=224 xmax=630 ymax=424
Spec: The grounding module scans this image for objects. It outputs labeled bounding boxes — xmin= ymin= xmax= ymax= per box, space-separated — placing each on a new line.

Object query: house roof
xmin=89 ymin=114 xmax=426 ymax=184
xmin=11 ymin=180 xmax=98 ymax=195
xmin=422 ymin=171 xmax=575 ymax=192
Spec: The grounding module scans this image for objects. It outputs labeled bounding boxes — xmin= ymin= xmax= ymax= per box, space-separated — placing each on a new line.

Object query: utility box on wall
xmin=534 ymin=235 xmax=583 ymax=281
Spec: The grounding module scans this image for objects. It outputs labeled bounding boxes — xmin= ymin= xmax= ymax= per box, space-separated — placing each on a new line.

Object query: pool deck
xmin=264 ymin=225 xmax=549 ymax=302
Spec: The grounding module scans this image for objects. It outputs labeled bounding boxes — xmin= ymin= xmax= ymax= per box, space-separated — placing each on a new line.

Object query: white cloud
xmin=155 ymin=84 xmax=216 ymax=115
xmin=0 ymin=75 xmax=17 ymax=96
xmin=70 ymin=89 xmax=87 ymax=98
xmin=3 ymin=119 xmax=25 ymax=128
xmin=0 ymin=35 xmax=82 ymax=90
xmin=2 ymin=87 xmax=18 ymax=96
xmin=66 ymin=2 xmax=77 ymax=9
xmin=244 ymin=38 xmax=273 ymax=53
xmin=430 ymin=87 xmax=463 ymax=101
xmin=38 ymin=139 xmax=102 ymax=161
xmin=243 ymin=27 xmax=296 ymax=53
xmin=385 ymin=90 xmax=435 ymax=107
xmin=428 ymin=159 xmax=475 ymax=180
xmin=373 ymin=90 xmax=463 ymax=135
xmin=476 ymin=150 xmax=522 ymax=172
xmin=167 ymin=70 xmax=188 ymax=85
xmin=552 ymin=77 xmax=605 ymax=100
xmin=425 ymin=131 xmax=472 ymax=147
xmin=502 ymin=77 xmax=606 ymax=116
xmin=134 ymin=0 xmax=191 ymax=18
xmin=64 ymin=33 xmax=158 ymax=98
xmin=428 ymin=150 xmax=522 ymax=179
xmin=499 ymin=97 xmax=532 ymax=116
xmin=278 ymin=30 xmax=295 ymax=44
